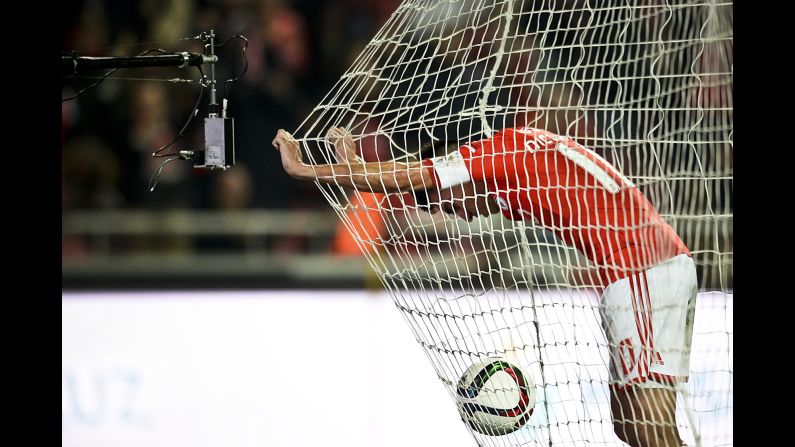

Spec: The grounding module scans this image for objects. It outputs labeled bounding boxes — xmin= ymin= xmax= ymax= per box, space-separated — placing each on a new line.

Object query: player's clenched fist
xmin=272 ymin=129 xmax=307 ymax=179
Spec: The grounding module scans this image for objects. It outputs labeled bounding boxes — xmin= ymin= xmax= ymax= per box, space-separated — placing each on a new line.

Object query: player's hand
xmin=272 ymin=129 xmax=307 ymax=179
xmin=327 ymin=126 xmax=362 ymax=164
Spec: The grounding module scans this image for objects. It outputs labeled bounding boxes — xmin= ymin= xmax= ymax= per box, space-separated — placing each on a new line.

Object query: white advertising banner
xmin=63 ymin=290 xmax=732 ymax=447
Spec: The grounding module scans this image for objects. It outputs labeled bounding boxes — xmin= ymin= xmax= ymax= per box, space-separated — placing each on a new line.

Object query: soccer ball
xmin=455 ymin=357 xmax=535 ymax=436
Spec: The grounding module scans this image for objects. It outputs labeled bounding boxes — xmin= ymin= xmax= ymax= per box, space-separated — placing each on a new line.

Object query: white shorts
xmin=599 ymin=254 xmax=697 ymax=390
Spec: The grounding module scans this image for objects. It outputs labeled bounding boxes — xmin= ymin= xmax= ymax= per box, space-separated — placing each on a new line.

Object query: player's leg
xmin=599 ymin=254 xmax=697 ymax=446
xmin=610 ymin=382 xmax=681 ymax=446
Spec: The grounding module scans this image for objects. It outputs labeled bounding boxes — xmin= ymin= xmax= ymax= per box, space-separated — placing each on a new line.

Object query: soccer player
xmin=272 ymin=126 xmax=696 ymax=447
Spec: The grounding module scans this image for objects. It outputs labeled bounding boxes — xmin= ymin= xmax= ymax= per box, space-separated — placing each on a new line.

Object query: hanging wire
xmin=151 ymin=65 xmax=207 ymax=158
xmin=62 ymin=67 xmax=119 ymax=102
xmin=148 ymin=155 xmax=182 ymax=192
xmin=217 ymin=35 xmax=248 ymax=103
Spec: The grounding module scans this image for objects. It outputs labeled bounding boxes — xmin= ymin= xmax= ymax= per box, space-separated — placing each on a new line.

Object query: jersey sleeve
xmin=462 ymin=133 xmax=530 ymax=185
xmin=422 ymin=129 xmax=535 ymax=188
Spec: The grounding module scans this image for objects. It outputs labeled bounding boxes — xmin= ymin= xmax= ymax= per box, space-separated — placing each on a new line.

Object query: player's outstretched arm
xmin=272 ymin=129 xmax=435 ymax=193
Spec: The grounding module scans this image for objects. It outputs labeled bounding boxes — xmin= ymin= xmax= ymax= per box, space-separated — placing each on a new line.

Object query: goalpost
xmin=295 ymin=1 xmax=732 ymax=446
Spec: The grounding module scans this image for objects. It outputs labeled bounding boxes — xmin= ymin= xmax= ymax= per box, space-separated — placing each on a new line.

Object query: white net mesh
xmin=294 ymin=1 xmax=732 ymax=445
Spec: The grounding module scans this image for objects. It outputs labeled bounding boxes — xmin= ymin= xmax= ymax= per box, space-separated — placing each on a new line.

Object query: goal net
xmin=295 ymin=1 xmax=732 ymax=445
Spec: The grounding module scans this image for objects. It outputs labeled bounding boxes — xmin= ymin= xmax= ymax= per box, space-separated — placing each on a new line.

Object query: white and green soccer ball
xmin=455 ymin=357 xmax=536 ymax=436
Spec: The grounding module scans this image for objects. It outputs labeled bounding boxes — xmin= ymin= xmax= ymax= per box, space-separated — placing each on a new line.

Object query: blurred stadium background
xmin=62 ymin=1 xmax=732 ymax=446
xmin=62 ymin=0 xmax=398 ymax=290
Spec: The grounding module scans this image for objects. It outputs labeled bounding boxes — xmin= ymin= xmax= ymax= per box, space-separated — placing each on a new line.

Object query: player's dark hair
xmin=412 ymin=139 xmax=459 ymax=210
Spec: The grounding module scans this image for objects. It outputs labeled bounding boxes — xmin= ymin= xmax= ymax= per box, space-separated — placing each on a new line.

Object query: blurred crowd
xmin=62 ymin=0 xmax=403 ymax=259
xmin=61 ymin=0 xmax=732 ymax=278
xmin=62 ymin=0 xmax=399 ymax=213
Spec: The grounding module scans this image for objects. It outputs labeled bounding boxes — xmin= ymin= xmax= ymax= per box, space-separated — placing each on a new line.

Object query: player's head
xmin=413 ymin=140 xmax=499 ymax=222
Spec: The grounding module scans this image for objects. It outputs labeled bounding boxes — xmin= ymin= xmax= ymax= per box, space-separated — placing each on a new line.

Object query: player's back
xmin=463 ymin=127 xmax=689 ymax=283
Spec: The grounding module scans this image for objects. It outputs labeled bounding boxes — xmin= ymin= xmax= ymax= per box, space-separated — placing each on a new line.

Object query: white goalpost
xmin=295 ymin=1 xmax=732 ymax=446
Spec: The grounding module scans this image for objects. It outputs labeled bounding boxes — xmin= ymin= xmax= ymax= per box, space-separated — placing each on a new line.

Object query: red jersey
xmin=424 ymin=127 xmax=689 ymax=285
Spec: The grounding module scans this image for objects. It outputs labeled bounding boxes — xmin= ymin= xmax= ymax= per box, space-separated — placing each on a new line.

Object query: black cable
xmin=218 ymin=35 xmax=248 ymax=104
xmin=148 ymin=155 xmax=182 ymax=192
xmin=151 ymin=65 xmax=206 ymax=158
xmin=62 ymin=67 xmax=118 ymax=102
